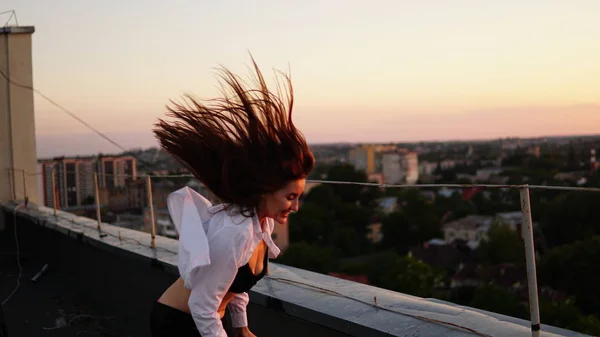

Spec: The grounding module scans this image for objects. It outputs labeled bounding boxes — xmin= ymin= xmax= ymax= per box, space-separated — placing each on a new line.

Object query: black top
xmin=227 ymin=247 xmax=269 ymax=294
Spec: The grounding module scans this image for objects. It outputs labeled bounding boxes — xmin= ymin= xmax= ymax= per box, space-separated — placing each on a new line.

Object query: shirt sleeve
xmin=227 ymin=292 xmax=249 ymax=328
xmin=167 ymin=188 xmax=213 ymax=289
xmin=187 ymin=226 xmax=248 ymax=337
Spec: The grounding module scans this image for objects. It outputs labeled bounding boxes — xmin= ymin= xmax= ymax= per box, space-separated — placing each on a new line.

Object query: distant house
xmin=475 ymin=167 xmax=504 ymax=182
xmin=442 ymin=212 xmax=528 ymax=249
xmin=493 ymin=211 xmax=523 ymax=232
xmin=442 ymin=215 xmax=492 ymax=248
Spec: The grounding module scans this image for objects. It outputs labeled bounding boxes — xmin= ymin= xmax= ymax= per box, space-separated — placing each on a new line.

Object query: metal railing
xmin=5 ymin=167 xmax=600 ymax=337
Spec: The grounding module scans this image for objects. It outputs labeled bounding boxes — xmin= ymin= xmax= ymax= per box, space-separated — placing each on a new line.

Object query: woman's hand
xmin=232 ymin=326 xmax=257 ymax=337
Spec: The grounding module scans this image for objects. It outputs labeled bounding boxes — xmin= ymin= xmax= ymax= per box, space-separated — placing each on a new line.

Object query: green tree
xmin=303 ymin=163 xmax=379 ymax=257
xmin=303 ymin=184 xmax=341 ymax=209
xmin=334 ymin=203 xmax=371 ymax=233
xmin=471 ymin=190 xmax=507 ymax=215
xmin=476 ymin=222 xmax=525 ymax=265
xmin=469 ymin=285 xmax=528 ymax=319
xmin=588 ymin=169 xmax=600 ymax=188
xmin=439 ymin=170 xmax=458 ymax=183
xmin=523 ymin=154 xmax=562 ymax=172
xmin=276 ymin=242 xmax=338 ymax=274
xmin=366 ymin=252 xmax=444 ymax=298
xmin=540 ymin=191 xmax=600 ymax=247
xmin=288 ymin=202 xmax=334 ymax=245
xmin=359 ymin=185 xmax=384 ymax=210
xmin=502 ymin=153 xmax=528 ymax=167
xmin=308 ymin=163 xmax=330 ymax=180
xmin=399 ymin=189 xmax=442 ymax=241
xmin=566 ymin=144 xmax=578 ymax=170
xmin=331 ymin=227 xmax=364 ymax=257
xmin=325 ymin=163 xmax=368 ymax=204
xmin=540 ymin=298 xmax=600 ymax=336
xmin=381 ymin=212 xmax=418 ymax=254
xmin=539 ymin=236 xmax=600 ymax=315
xmin=434 ymin=194 xmax=478 ymax=221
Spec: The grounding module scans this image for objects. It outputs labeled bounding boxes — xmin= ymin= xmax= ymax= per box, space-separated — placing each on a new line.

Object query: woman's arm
xmin=227 ymin=292 xmax=249 ymax=328
xmin=188 ymin=227 xmax=246 ymax=337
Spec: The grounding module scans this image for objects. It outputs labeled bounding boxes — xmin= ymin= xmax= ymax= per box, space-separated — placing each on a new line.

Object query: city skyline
xmin=37 ymin=128 xmax=600 ymax=159
xmin=37 ymin=103 xmax=600 ymax=158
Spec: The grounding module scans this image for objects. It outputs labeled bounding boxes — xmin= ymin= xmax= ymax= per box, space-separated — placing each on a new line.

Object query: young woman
xmin=149 ymin=58 xmax=314 ymax=337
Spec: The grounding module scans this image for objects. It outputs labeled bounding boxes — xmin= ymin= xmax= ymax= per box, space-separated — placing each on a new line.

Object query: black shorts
xmin=149 ymin=301 xmax=233 ymax=337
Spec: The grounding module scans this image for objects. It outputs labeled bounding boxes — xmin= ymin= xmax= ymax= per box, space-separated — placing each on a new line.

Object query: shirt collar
xmin=261 ymin=217 xmax=281 ymax=258
xmin=228 ymin=206 xmax=281 ymax=258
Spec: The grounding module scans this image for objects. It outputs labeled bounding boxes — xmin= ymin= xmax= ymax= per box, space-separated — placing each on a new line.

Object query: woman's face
xmin=258 ymin=179 xmax=306 ymax=224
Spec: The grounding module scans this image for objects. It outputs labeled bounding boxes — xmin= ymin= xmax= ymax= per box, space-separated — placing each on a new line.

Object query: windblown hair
xmin=153 ymin=58 xmax=314 ymax=216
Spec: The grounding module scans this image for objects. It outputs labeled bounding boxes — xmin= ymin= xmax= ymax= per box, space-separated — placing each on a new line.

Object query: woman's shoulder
xmin=206 ymin=205 xmax=257 ymax=237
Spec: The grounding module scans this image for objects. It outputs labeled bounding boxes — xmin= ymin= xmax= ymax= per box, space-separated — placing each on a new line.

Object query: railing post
xmin=94 ymin=172 xmax=102 ymax=230
xmin=51 ymin=169 xmax=57 ymax=216
xmin=22 ymin=169 xmax=27 ymax=202
xmin=520 ymin=186 xmax=542 ymax=337
xmin=146 ymin=175 xmax=156 ymax=248
xmin=7 ymin=168 xmax=15 ymax=201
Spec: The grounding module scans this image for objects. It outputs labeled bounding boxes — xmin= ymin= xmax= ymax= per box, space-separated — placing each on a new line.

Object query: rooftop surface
xmin=0 ymin=209 xmax=146 ymax=336
xmin=0 ymin=202 xmax=593 ymax=337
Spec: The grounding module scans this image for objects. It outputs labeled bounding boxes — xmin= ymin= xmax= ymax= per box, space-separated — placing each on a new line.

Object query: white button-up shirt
xmin=167 ymin=186 xmax=281 ymax=337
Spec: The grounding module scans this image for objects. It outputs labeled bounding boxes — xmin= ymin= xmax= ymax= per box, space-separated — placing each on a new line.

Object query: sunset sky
xmin=4 ymin=0 xmax=600 ymax=156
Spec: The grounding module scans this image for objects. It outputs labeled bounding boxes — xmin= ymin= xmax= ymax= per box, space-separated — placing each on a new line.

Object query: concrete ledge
xmin=1 ymin=202 xmax=591 ymax=337
xmin=0 ymin=26 xmax=35 ymax=34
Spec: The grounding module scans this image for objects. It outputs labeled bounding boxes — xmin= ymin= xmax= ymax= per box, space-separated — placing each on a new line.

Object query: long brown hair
xmin=153 ymin=57 xmax=314 ymax=216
